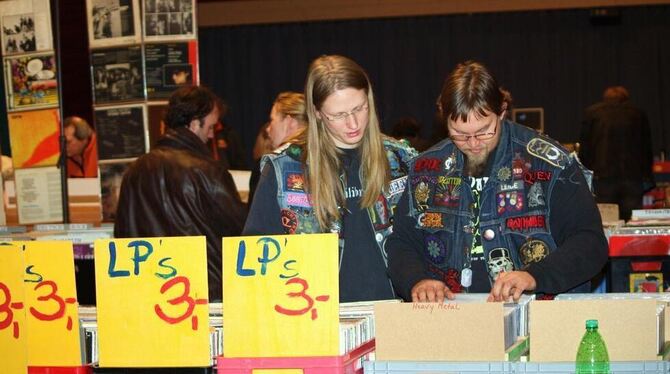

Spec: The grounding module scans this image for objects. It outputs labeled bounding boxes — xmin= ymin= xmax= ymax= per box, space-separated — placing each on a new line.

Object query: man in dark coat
xmin=579 ymin=86 xmax=653 ymax=220
xmin=115 ymin=86 xmax=247 ymax=301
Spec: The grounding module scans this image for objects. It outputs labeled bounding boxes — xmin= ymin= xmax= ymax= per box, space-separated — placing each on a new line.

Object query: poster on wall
xmin=99 ymin=161 xmax=132 ymax=222
xmin=8 ymin=108 xmax=60 ymax=168
xmin=147 ymin=101 xmax=167 ymax=149
xmin=85 ymin=0 xmax=141 ymax=48
xmin=91 ymin=45 xmax=145 ymax=104
xmin=95 ymin=103 xmax=148 ymax=160
xmin=14 ymin=166 xmax=63 ymax=224
xmin=143 ymin=0 xmax=196 ymax=42
xmin=0 ymin=0 xmax=53 ymax=55
xmin=145 ymin=41 xmax=198 ymax=100
xmin=4 ymin=52 xmax=59 ymax=112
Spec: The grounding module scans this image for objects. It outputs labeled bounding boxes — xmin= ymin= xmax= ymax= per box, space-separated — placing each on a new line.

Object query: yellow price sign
xmin=0 ymin=243 xmax=28 ymax=374
xmin=223 ymin=233 xmax=339 ymax=358
xmin=94 ymin=237 xmax=210 ymax=367
xmin=22 ymin=241 xmax=81 ymax=366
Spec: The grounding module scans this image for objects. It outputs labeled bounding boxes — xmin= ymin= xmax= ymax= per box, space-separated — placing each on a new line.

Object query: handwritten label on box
xmin=94 ymin=237 xmax=210 ymax=367
xmin=223 ymin=233 xmax=339 ymax=357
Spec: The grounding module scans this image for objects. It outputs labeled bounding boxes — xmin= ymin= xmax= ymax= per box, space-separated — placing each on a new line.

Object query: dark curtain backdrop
xmin=199 ymin=5 xmax=670 ymax=169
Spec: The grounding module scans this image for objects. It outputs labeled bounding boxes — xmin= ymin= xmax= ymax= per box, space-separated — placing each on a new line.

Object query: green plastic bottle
xmin=575 ymin=319 xmax=610 ymax=374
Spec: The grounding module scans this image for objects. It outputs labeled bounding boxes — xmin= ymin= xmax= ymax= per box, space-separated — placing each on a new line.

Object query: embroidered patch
xmin=285 ymin=192 xmax=311 ymax=208
xmin=497 ymin=180 xmax=524 ymax=192
xmin=487 ymin=248 xmax=514 ymax=280
xmin=433 ymin=176 xmax=461 ymax=207
xmin=291 ymin=208 xmax=318 ymax=233
xmin=280 ymin=209 xmax=298 ymax=234
xmin=496 ymin=191 xmax=524 ymax=214
xmin=414 ymin=180 xmax=432 ymax=210
xmin=414 ymin=157 xmax=441 ymax=172
xmin=527 ymin=182 xmax=546 ymax=207
xmin=444 ymin=153 xmax=456 ymax=171
xmin=497 ymin=167 xmax=512 ymax=182
xmin=427 ymin=264 xmax=462 ymax=293
xmin=520 ymin=239 xmax=549 ymax=266
xmin=284 ymin=173 xmax=305 ymax=191
xmin=419 ymin=212 xmax=444 ymax=228
xmin=387 ymin=176 xmax=407 ymax=197
xmin=506 ymin=215 xmax=546 ymax=231
xmin=527 ymin=138 xmax=567 ymax=169
xmin=424 ymin=234 xmax=446 ymax=262
xmin=370 ymin=195 xmax=390 ymax=230
xmin=523 ymin=170 xmax=552 ymax=185
xmin=512 ymin=154 xmax=530 ymax=179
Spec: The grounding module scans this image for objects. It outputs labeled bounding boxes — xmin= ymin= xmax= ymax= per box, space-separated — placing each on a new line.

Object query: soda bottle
xmin=575 ymin=319 xmax=610 ymax=374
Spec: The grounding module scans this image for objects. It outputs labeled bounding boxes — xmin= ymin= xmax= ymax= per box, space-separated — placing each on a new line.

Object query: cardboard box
xmin=529 ymin=299 xmax=659 ymax=362
xmin=374 ymin=302 xmax=521 ymax=361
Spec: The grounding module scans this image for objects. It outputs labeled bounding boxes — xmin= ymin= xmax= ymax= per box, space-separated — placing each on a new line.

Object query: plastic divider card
xmin=94 ymin=237 xmax=210 ymax=367
xmin=222 ymin=233 xmax=339 ymax=358
xmin=22 ymin=241 xmax=82 ymax=366
xmin=0 ymin=242 xmax=28 ymax=374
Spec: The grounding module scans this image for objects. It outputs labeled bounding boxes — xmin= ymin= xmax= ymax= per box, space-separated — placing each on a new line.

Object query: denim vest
xmin=262 ymin=137 xmax=417 ymax=266
xmin=406 ymin=121 xmax=591 ymax=291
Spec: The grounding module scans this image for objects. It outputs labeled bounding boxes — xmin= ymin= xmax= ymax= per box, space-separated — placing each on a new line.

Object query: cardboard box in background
xmin=530 ymin=299 xmax=659 ymax=362
xmin=375 ymin=302 xmax=507 ymax=361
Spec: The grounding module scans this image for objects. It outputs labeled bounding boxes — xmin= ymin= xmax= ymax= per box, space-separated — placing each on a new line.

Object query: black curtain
xmin=199 ymin=5 xmax=670 ymax=169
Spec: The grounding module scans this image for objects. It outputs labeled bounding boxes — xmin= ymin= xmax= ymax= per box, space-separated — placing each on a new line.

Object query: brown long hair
xmin=302 ymin=55 xmax=389 ymax=230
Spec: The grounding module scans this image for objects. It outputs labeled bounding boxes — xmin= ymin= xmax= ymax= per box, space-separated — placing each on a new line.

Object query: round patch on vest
xmin=280 ymin=209 xmax=298 ymax=234
xmin=424 ymin=234 xmax=446 ymax=262
xmin=519 ymin=239 xmax=549 ymax=266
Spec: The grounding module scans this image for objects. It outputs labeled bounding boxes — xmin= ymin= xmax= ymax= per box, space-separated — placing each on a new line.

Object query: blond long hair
xmin=302 ymin=55 xmax=389 ymax=230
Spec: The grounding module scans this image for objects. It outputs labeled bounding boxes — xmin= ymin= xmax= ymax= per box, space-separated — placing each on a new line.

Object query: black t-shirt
xmin=243 ymin=148 xmax=395 ymax=302
xmin=468 ymin=175 xmax=490 ymax=292
xmin=338 ymin=148 xmax=395 ymax=302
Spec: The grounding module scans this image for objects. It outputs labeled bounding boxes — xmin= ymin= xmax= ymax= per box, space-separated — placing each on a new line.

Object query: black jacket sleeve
xmin=525 ymin=162 xmax=609 ymax=293
xmin=386 ymin=188 xmax=435 ymax=301
xmin=242 ymin=162 xmax=285 ymax=235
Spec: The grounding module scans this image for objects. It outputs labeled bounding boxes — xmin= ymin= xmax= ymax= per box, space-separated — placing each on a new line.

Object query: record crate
xmin=216 ymin=339 xmax=375 ymax=374
xmin=28 ymin=366 xmax=93 ymax=374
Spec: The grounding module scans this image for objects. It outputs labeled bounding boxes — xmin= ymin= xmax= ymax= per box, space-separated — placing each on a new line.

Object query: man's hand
xmin=411 ymin=279 xmax=454 ymax=302
xmin=487 ymin=271 xmax=536 ymax=302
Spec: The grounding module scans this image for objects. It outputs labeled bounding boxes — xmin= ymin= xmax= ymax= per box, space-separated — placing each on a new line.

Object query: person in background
xmin=390 ymin=117 xmax=431 ymax=152
xmin=244 ymin=55 xmax=417 ymax=302
xmin=249 ymin=92 xmax=308 ymax=206
xmin=579 ymin=86 xmax=653 ymax=221
xmin=387 ymin=60 xmax=608 ymax=303
xmin=64 ymin=116 xmax=98 ymax=178
xmin=115 ymin=85 xmax=247 ymax=301
xmin=211 ymin=103 xmax=248 ymax=170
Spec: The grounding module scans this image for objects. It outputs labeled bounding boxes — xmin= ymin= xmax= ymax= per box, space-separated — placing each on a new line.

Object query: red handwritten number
xmin=274 ymin=277 xmax=330 ymax=320
xmin=154 ymin=276 xmax=207 ymax=330
xmin=0 ymin=282 xmax=14 ymax=331
xmin=29 ymin=280 xmax=66 ymax=321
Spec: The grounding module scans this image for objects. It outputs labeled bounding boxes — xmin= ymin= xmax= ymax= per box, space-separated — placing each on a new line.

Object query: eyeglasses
xmin=320 ymin=103 xmax=369 ymax=124
xmin=448 ymin=121 xmax=498 ymax=142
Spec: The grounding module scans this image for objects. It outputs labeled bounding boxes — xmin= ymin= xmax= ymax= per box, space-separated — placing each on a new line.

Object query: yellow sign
xmin=22 ymin=241 xmax=81 ymax=366
xmin=94 ymin=237 xmax=210 ymax=367
xmin=0 ymin=243 xmax=28 ymax=374
xmin=223 ymin=234 xmax=339 ymax=358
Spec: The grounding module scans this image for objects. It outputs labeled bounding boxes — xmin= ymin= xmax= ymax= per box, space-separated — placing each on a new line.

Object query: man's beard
xmin=465 ymin=152 xmax=489 ymax=177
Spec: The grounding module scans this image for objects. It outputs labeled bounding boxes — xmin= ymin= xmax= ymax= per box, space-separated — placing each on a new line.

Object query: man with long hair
xmin=244 ymin=55 xmax=417 ymax=302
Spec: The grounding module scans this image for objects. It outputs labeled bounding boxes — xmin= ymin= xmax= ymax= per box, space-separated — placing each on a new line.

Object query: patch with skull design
xmin=487 ymin=247 xmax=515 ymax=280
